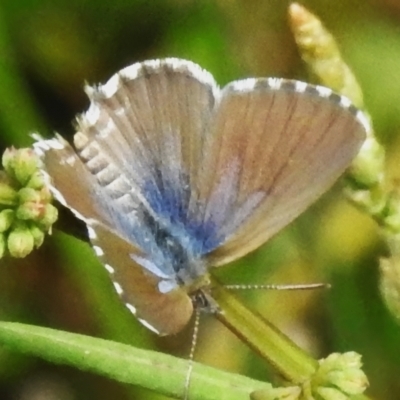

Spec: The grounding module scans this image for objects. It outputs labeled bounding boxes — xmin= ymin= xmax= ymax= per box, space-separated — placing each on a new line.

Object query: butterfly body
xmin=33 ymin=58 xmax=368 ymax=335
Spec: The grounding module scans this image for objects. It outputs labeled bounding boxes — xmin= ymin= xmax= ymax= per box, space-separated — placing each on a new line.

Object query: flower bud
xmin=0 ymin=209 xmax=14 ymax=232
xmin=16 ymin=188 xmax=45 ymax=221
xmin=29 ymin=223 xmax=45 ymax=248
xmin=312 ymin=352 xmax=368 ymax=399
xmin=5 ymin=148 xmax=41 ymax=186
xmin=7 ymin=223 xmax=35 ymax=258
xmin=315 ymin=387 xmax=348 ymax=400
xmin=0 ymin=182 xmax=18 ymax=206
xmin=26 ymin=171 xmax=45 ymax=190
xmin=39 ymin=203 xmax=58 ymax=229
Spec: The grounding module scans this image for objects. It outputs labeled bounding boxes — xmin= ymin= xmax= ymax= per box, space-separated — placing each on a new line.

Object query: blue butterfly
xmin=34 ymin=58 xmax=367 ymax=335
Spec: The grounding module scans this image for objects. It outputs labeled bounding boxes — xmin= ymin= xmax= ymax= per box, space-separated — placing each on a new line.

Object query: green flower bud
xmin=312 ymin=352 xmax=368 ymax=399
xmin=18 ymin=187 xmax=42 ymax=203
xmin=26 ymin=171 xmax=45 ymax=190
xmin=8 ymin=148 xmax=41 ymax=186
xmin=0 ymin=209 xmax=14 ymax=232
xmin=40 ymin=187 xmax=53 ymax=203
xmin=16 ymin=201 xmax=43 ymax=221
xmin=288 ymin=3 xmax=364 ymax=107
xmin=327 ymin=369 xmax=368 ymax=395
xmin=315 ymin=387 xmax=348 ymax=400
xmin=7 ymin=223 xmax=35 ymax=258
xmin=0 ymin=182 xmax=18 ymax=206
xmin=2 ymin=147 xmax=16 ymax=178
xmin=16 ymin=187 xmax=46 ymax=221
xmin=29 ymin=223 xmax=45 ymax=248
xmin=39 ymin=203 xmax=58 ymax=229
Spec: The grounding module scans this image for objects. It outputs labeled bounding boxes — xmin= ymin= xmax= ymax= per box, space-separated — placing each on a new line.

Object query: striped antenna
xmin=224 ymin=283 xmax=331 ymax=290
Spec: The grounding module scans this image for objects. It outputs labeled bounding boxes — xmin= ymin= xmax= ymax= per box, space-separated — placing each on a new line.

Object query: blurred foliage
xmin=0 ymin=0 xmax=399 ymax=399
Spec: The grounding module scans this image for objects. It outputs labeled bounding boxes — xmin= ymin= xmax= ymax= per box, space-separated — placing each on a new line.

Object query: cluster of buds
xmin=306 ymin=352 xmax=368 ymax=400
xmin=251 ymin=352 xmax=368 ymax=400
xmin=0 ymin=147 xmax=57 ymax=258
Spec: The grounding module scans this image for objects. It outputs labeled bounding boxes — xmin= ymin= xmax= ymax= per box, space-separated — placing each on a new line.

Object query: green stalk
xmin=211 ymin=277 xmax=317 ymax=384
xmin=0 ymin=321 xmax=271 ymax=400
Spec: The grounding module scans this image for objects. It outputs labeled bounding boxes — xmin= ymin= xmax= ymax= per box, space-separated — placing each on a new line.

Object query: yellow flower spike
xmin=288 ymin=3 xmax=363 ymax=107
xmin=288 ymin=3 xmax=400 ymax=329
xmin=288 ymin=3 xmax=384 ymax=195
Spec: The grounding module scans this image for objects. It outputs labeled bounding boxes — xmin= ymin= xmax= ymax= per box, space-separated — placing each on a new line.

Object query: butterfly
xmin=33 ymin=58 xmax=368 ymax=336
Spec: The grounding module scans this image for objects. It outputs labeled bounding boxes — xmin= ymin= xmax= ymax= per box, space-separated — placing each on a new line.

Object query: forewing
xmin=33 ymin=136 xmax=193 ymax=335
xmin=197 ymin=79 xmax=368 ymax=266
xmin=74 ymin=58 xmax=218 ymax=239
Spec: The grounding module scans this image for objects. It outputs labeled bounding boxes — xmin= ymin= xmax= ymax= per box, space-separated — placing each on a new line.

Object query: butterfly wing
xmin=196 ymin=79 xmax=368 ymax=266
xmin=33 ymin=134 xmax=112 ymax=224
xmin=33 ymin=59 xmax=223 ymax=335
xmin=87 ymin=220 xmax=194 ymax=335
xmin=74 ymin=58 xmax=217 ymax=232
xmin=34 ymin=136 xmax=193 ymax=335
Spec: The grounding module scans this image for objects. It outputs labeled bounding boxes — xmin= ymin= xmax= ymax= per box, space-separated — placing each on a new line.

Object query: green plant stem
xmin=0 ymin=321 xmax=271 ymax=400
xmin=211 ymin=277 xmax=317 ymax=384
xmin=211 ymin=278 xmax=371 ymax=400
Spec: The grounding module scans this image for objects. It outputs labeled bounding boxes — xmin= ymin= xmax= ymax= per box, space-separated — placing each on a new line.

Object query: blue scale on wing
xmin=102 ymin=168 xmax=224 ymax=289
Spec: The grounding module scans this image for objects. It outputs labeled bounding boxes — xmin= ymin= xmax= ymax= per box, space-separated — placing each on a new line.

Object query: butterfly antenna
xmin=183 ymin=307 xmax=201 ymax=400
xmin=224 ymin=282 xmax=331 ymax=290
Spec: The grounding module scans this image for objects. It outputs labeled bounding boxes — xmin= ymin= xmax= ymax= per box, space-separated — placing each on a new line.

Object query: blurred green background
xmin=0 ymin=0 xmax=399 ymax=399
